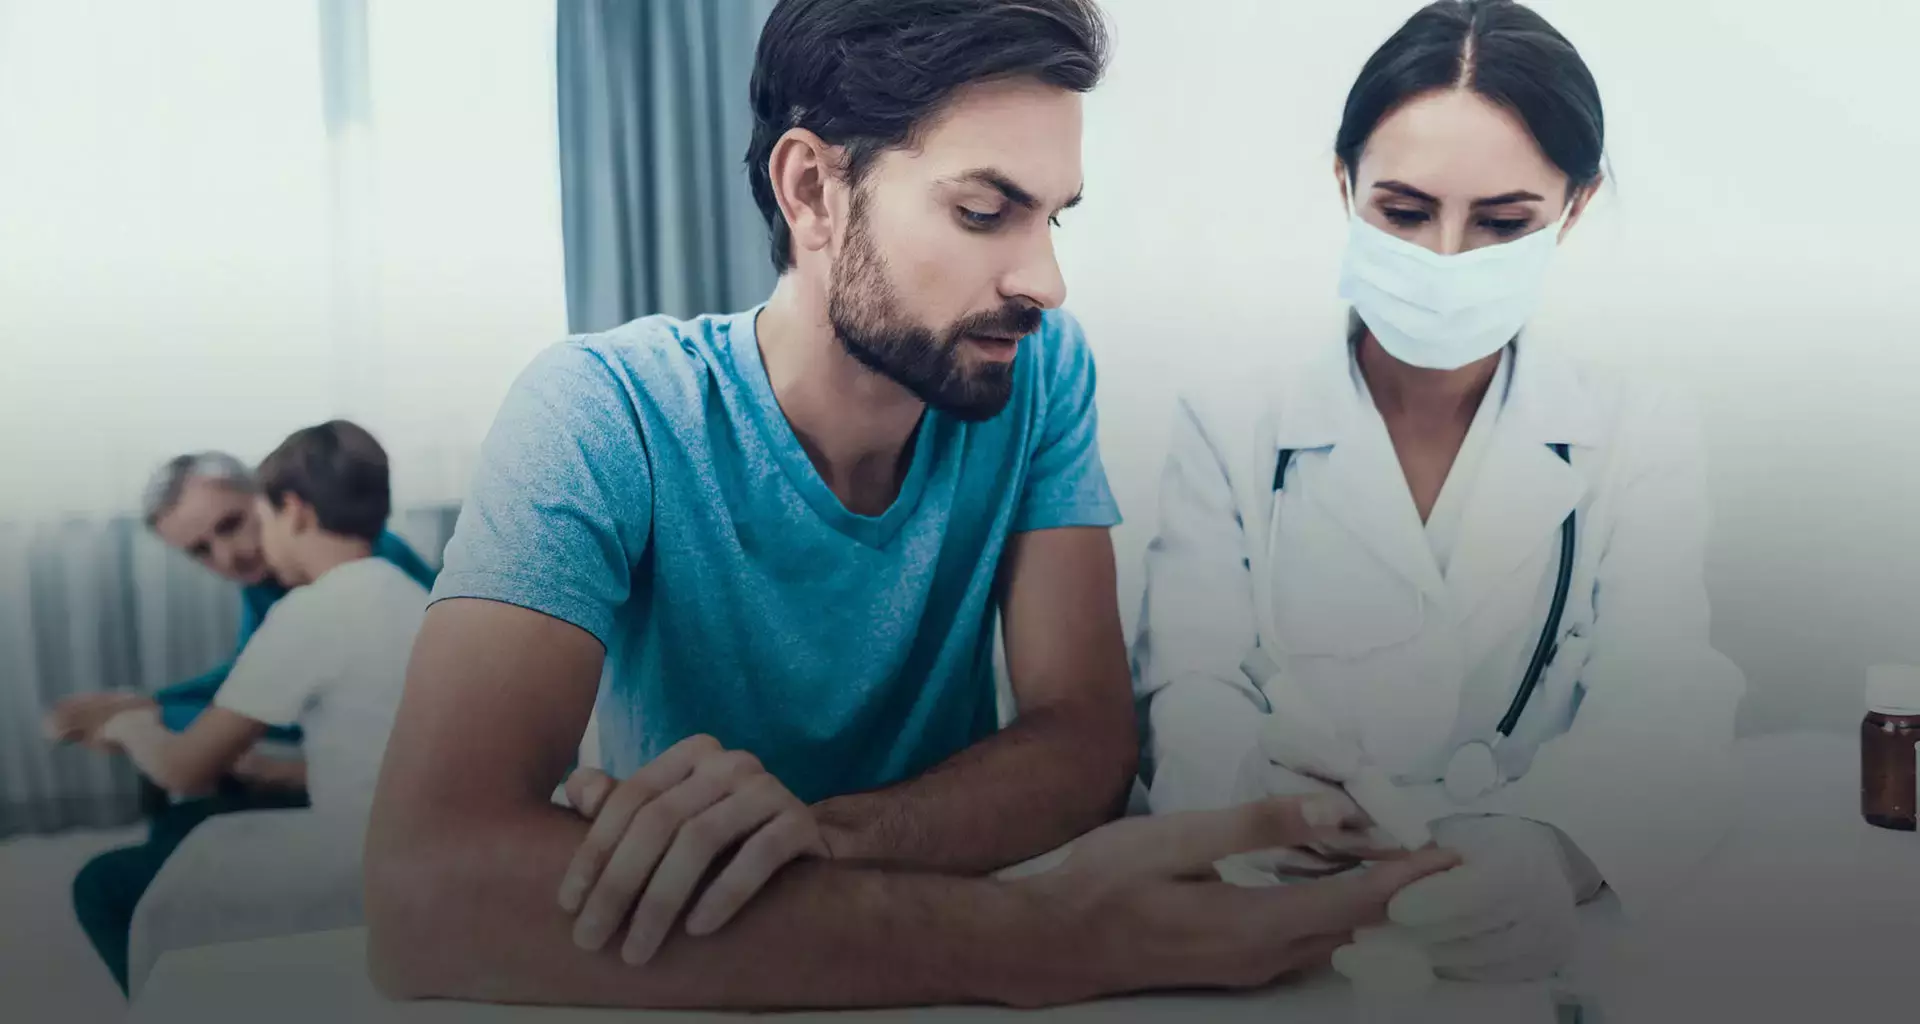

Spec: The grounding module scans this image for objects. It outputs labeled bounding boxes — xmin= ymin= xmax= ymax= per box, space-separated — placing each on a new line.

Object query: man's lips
xmin=965 ymin=333 xmax=1021 ymax=361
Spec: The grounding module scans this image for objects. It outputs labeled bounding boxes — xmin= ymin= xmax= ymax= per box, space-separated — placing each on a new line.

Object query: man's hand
xmin=43 ymin=692 xmax=156 ymax=749
xmin=558 ymin=735 xmax=829 ymax=965
xmin=1008 ymin=795 xmax=1462 ymax=1001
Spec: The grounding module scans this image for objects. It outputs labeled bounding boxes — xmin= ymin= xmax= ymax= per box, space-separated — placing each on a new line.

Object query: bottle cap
xmin=1866 ymin=665 xmax=1920 ymax=716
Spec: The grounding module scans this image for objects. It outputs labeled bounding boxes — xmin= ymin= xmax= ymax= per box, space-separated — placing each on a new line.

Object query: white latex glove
xmin=1237 ymin=649 xmax=1432 ymax=851
xmin=1389 ymin=814 xmax=1582 ymax=982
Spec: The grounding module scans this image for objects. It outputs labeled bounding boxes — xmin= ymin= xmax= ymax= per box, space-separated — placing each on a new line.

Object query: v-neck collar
xmin=725 ymin=306 xmax=938 ymax=550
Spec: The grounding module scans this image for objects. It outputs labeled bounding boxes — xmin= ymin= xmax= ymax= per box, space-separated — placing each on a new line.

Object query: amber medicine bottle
xmin=1862 ymin=665 xmax=1920 ymax=832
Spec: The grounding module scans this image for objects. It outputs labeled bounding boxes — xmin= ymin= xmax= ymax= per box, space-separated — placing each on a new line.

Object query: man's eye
xmin=958 ymin=207 xmax=1001 ymax=230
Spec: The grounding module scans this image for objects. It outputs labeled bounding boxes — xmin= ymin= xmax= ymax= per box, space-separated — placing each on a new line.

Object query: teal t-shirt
xmin=433 ymin=306 xmax=1121 ymax=803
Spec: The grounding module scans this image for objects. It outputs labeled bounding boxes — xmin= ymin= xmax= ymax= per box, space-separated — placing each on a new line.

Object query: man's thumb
xmin=563 ymin=766 xmax=614 ymax=818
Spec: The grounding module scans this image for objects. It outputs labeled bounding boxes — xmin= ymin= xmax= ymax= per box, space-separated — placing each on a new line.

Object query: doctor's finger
xmin=1386 ymin=860 xmax=1507 ymax=929
xmin=1394 ymin=883 xmax=1524 ymax=944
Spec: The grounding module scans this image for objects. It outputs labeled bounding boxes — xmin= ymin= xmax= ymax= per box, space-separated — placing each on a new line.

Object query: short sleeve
xmin=430 ymin=342 xmax=653 ymax=648
xmin=1011 ymin=310 xmax=1123 ymax=533
xmin=215 ymin=594 xmax=331 ymax=727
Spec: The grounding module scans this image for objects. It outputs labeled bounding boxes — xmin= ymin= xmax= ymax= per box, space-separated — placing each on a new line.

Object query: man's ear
xmin=769 ymin=128 xmax=845 ymax=260
xmin=281 ymin=494 xmax=317 ymax=536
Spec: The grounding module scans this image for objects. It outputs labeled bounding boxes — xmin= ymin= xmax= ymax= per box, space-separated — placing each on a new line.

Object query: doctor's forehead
xmin=889 ymin=77 xmax=1085 ymax=208
xmin=1356 ymin=89 xmax=1565 ymax=202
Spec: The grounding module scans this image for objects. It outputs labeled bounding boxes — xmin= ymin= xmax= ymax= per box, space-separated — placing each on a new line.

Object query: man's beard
xmin=826 ymin=201 xmax=1040 ymax=422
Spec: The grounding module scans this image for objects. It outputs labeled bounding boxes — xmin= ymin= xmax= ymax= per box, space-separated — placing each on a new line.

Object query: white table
xmin=131 ymin=733 xmax=1917 ymax=1024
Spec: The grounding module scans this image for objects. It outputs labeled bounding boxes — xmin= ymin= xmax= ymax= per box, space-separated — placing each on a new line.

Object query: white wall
xmin=1062 ymin=0 xmax=1920 ymax=735
xmin=0 ymin=0 xmax=564 ymax=517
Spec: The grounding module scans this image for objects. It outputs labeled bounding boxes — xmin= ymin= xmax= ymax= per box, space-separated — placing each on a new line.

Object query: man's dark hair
xmin=745 ymin=0 xmax=1109 ymax=274
xmin=255 ymin=419 xmax=391 ymax=544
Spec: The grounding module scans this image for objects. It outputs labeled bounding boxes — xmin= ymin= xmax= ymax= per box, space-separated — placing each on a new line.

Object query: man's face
xmin=827 ymin=76 xmax=1083 ymax=421
xmin=151 ymin=478 xmax=270 ymax=585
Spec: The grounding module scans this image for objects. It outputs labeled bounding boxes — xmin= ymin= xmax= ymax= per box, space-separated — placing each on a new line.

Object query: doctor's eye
xmin=1480 ymin=217 xmax=1531 ymax=237
xmin=1381 ymin=208 xmax=1429 ymax=228
xmin=957 ymin=207 xmax=1003 ymax=231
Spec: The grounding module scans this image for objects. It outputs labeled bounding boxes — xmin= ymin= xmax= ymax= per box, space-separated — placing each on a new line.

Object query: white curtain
xmin=0 ymin=0 xmax=564 ymax=833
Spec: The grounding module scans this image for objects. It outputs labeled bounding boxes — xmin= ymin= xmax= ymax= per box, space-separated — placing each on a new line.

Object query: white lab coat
xmin=1132 ymin=338 xmax=1745 ymax=913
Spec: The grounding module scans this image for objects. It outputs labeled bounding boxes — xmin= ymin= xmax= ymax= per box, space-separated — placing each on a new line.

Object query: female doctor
xmin=1132 ymin=0 xmax=1745 ymax=983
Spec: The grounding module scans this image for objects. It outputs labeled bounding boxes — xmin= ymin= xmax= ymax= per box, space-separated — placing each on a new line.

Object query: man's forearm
xmin=812 ymin=698 xmax=1136 ymax=872
xmin=365 ymin=803 xmax=1100 ymax=1010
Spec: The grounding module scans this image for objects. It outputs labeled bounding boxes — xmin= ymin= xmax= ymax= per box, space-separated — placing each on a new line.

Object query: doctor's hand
xmin=1231 ymin=727 xmax=1403 ymax=875
xmin=1389 ymin=814 xmax=1583 ymax=982
xmin=558 ymin=735 xmax=829 ymax=965
xmin=1012 ymin=796 xmax=1461 ymax=998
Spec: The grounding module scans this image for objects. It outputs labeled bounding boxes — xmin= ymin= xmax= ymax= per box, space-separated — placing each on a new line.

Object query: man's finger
xmin=558 ymin=735 xmax=717 ymax=912
xmin=570 ymin=770 xmax=731 ymax=951
xmin=684 ymin=805 xmax=825 ymax=938
xmin=1115 ymin=794 xmax=1371 ymax=879
xmin=619 ymin=782 xmax=789 ymax=964
xmin=564 ymin=767 xmax=615 ymax=818
xmin=1264 ymin=846 xmax=1463 ymax=938
xmin=1273 ymin=932 xmax=1352 ymax=978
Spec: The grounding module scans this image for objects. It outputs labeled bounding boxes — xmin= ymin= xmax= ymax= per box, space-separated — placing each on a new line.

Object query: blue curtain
xmin=557 ymin=0 xmax=779 ymax=333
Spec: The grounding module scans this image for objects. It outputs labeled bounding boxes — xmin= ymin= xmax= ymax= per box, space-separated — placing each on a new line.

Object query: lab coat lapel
xmin=1274 ymin=347 xmax=1449 ymax=604
xmin=1444 ymin=341 xmax=1598 ymax=618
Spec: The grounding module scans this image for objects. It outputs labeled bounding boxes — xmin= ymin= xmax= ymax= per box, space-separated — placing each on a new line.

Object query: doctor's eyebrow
xmin=941 ymin=168 xmax=1083 ymax=213
xmin=1472 ymin=189 xmax=1545 ymax=207
xmin=1371 ymin=181 xmax=1545 ymax=207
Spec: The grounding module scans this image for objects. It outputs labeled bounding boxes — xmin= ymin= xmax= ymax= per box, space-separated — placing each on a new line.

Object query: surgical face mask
xmin=1337 ymin=206 xmax=1566 ymax=370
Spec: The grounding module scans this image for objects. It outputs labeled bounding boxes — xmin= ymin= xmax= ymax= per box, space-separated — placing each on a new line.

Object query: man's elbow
xmin=362 ymin=821 xmax=461 ymax=1000
xmin=1078 ymin=693 xmax=1141 ymax=814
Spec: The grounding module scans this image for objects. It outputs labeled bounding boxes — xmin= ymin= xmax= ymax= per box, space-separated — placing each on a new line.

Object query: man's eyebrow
xmin=942 ymin=169 xmax=1082 ymax=211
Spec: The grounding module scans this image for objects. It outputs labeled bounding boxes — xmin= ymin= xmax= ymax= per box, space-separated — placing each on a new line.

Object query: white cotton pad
xmin=1346 ymin=768 xmax=1434 ymax=851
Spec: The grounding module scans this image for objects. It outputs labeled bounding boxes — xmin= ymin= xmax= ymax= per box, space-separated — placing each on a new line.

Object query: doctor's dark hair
xmin=1336 ymin=0 xmax=1605 ymax=194
xmin=745 ymin=0 xmax=1109 ymax=274
xmin=255 ymin=419 xmax=391 ymax=544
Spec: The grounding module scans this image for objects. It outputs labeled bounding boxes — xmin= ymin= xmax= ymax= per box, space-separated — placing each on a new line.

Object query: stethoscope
xmin=1269 ymin=442 xmax=1576 ymax=803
